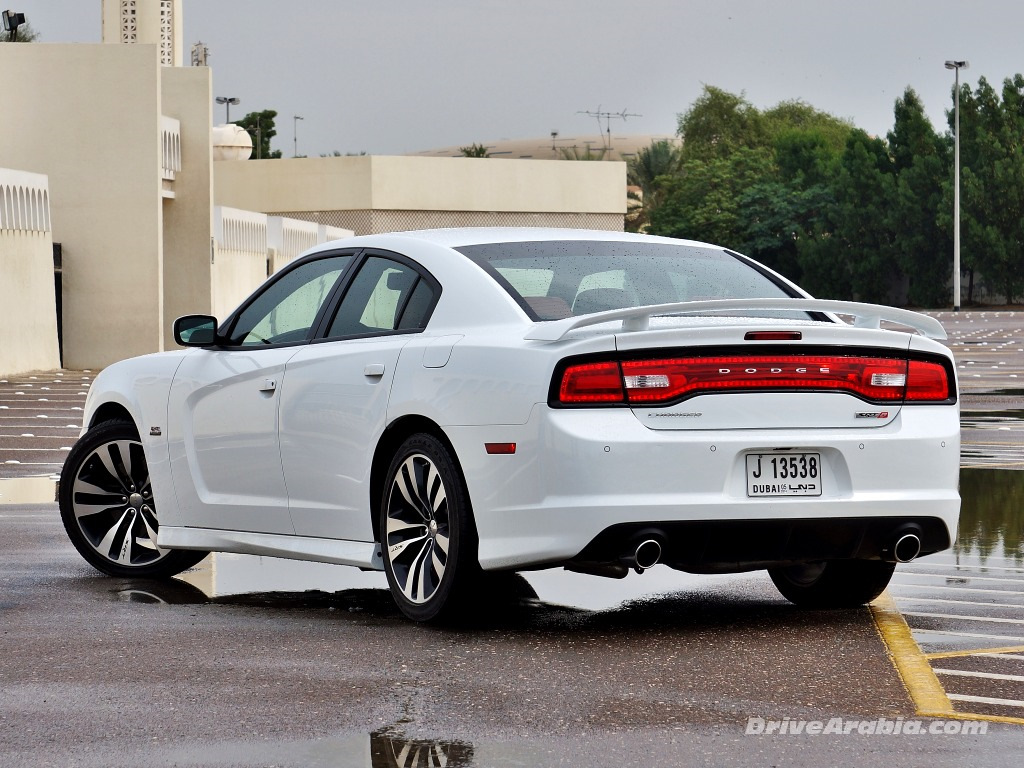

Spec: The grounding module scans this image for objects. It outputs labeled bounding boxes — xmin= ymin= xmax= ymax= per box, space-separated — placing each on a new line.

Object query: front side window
xmin=226 ymin=255 xmax=350 ymax=346
xmin=457 ymin=241 xmax=804 ymax=321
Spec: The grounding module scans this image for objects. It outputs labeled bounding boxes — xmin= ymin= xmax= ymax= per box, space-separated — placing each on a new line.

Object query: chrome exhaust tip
xmin=633 ymin=538 xmax=663 ymax=571
xmin=893 ymin=533 xmax=922 ymax=564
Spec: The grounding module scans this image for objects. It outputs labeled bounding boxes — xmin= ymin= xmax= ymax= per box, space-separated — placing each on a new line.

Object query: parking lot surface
xmin=2 ymin=310 xmax=1024 ymax=766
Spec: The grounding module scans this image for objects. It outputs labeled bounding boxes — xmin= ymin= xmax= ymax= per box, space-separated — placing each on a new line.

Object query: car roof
xmin=311 ymin=227 xmax=720 ymax=253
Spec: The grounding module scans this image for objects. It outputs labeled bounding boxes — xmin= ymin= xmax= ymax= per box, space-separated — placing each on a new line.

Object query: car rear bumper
xmin=447 ymin=403 xmax=961 ymax=571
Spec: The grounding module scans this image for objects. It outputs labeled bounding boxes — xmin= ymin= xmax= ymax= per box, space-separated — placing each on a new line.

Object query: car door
xmin=166 ymin=254 xmax=352 ymax=534
xmin=280 ymin=252 xmax=440 ymax=542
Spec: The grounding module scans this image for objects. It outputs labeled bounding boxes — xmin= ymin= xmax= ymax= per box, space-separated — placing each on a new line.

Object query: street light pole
xmin=215 ymin=96 xmax=240 ymax=124
xmin=945 ymin=60 xmax=968 ymax=311
xmin=294 ymin=115 xmax=304 ymax=158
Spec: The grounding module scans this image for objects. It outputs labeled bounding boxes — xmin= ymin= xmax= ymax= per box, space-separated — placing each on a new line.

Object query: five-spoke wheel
xmin=381 ymin=433 xmax=476 ymax=622
xmin=59 ymin=420 xmax=207 ymax=578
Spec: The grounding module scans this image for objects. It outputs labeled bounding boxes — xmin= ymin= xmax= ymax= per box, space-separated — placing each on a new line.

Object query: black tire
xmin=59 ymin=420 xmax=208 ymax=578
xmin=768 ymin=559 xmax=896 ymax=608
xmin=380 ymin=433 xmax=478 ymax=622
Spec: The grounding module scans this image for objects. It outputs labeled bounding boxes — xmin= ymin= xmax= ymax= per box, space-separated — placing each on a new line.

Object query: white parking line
xmin=892 ymin=596 xmax=1024 ymax=610
xmin=891 ymin=582 xmax=1024 ymax=597
xmin=899 ymin=561 xmax=1024 ymax=574
xmin=934 ymin=668 xmax=1024 ymax=683
xmin=902 ymin=611 xmax=1024 ymax=626
xmin=912 ymin=629 xmax=1024 ymax=643
xmin=948 ymin=693 xmax=1024 ymax=709
xmin=978 ymin=653 xmax=1024 ymax=662
xmin=891 ymin=572 xmax=1024 ymax=585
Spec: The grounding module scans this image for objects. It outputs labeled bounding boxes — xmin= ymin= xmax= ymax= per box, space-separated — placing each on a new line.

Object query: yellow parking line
xmin=926 ymin=645 xmax=1024 ymax=660
xmin=872 ymin=591 xmax=1024 ymax=726
xmin=871 ymin=591 xmax=953 ymax=713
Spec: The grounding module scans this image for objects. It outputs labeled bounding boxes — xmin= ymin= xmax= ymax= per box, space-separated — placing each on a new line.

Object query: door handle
xmin=363 ymin=363 xmax=385 ymax=377
xmin=259 ymin=378 xmax=277 ymax=392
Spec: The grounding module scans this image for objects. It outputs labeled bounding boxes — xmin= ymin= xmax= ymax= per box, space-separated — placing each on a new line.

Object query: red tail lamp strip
xmin=559 ymin=355 xmax=949 ymax=404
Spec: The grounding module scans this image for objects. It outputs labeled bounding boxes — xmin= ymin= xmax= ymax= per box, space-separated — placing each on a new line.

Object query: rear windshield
xmin=456 ymin=240 xmax=803 ymax=321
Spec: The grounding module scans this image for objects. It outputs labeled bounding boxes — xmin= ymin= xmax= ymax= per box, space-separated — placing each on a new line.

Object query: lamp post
xmin=2 ymin=10 xmax=25 ymax=42
xmin=945 ymin=60 xmax=968 ymax=311
xmin=215 ymin=96 xmax=240 ymax=124
xmin=293 ymin=115 xmax=304 ymax=158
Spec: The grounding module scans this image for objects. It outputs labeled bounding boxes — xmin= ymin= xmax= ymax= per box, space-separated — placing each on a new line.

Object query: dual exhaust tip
xmin=890 ymin=531 xmax=922 ymax=563
xmin=581 ymin=527 xmax=923 ymax=578
xmin=625 ymin=537 xmax=663 ymax=572
xmin=626 ymin=529 xmax=923 ymax=570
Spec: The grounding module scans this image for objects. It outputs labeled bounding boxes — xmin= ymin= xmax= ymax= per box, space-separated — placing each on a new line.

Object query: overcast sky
xmin=19 ymin=1 xmax=1022 ymax=157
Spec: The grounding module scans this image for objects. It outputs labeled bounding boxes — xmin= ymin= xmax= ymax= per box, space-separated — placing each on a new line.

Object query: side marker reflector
xmin=485 ymin=443 xmax=517 ymax=455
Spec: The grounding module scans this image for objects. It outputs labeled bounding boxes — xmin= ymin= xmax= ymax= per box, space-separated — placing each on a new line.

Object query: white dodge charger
xmin=59 ymin=229 xmax=960 ymax=621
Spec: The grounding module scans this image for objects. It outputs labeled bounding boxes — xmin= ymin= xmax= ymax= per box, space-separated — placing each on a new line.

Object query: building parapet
xmin=0 ymin=168 xmax=51 ymax=233
xmin=161 ymin=115 xmax=181 ymax=196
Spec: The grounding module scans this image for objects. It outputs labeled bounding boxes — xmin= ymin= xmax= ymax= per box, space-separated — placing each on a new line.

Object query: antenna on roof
xmin=577 ymin=107 xmax=641 ymax=151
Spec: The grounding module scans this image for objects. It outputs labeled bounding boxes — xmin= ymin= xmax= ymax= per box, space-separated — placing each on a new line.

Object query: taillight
xmin=559 ymin=361 xmax=625 ymax=403
xmin=905 ymin=359 xmax=950 ymax=401
xmin=557 ymin=354 xmax=951 ymax=405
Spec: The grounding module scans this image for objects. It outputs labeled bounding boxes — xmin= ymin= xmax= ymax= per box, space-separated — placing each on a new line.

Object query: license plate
xmin=745 ymin=453 xmax=822 ymax=497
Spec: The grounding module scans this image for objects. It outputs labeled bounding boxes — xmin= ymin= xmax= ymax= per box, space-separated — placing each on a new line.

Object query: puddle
xmin=160 ymin=550 xmax=735 ymax=616
xmin=0 ymin=476 xmax=57 ymax=504
xmin=115 ymin=468 xmax=1020 ymax=614
xmin=955 ymin=467 xmax=1024 ymax=562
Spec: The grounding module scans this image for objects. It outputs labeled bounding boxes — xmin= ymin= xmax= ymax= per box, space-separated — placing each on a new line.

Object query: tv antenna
xmin=577 ymin=107 xmax=641 ymax=151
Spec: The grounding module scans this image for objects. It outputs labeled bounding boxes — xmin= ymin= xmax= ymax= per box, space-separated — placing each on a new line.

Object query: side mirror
xmin=173 ymin=315 xmax=219 ymax=347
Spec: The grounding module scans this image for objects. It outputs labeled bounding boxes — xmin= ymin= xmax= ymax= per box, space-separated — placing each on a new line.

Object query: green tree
xmin=625 ymin=140 xmax=681 ymax=232
xmin=887 ymin=88 xmax=951 ymax=307
xmin=648 ymin=146 xmax=776 ymax=246
xmin=798 ymin=130 xmax=897 ymax=302
xmin=677 ymin=86 xmax=768 ymax=162
xmin=459 ymin=143 xmax=490 ymax=157
xmin=237 ymin=110 xmax=282 ymax=159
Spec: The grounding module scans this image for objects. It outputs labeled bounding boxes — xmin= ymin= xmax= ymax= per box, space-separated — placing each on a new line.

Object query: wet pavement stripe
xmin=911 ymin=629 xmax=1024 ymax=643
xmin=870 ymin=592 xmax=953 ymax=714
xmin=892 ymin=583 xmax=1024 ymax=596
xmin=947 ymin=694 xmax=1024 ymax=709
xmin=934 ymin=668 xmax=1024 ymax=683
xmin=901 ymin=612 xmax=1024 ymax=625
xmin=926 ymin=645 xmax=1024 ymax=660
xmin=897 ymin=597 xmax=1024 ymax=609
xmin=873 ymin=592 xmax=1024 ymax=725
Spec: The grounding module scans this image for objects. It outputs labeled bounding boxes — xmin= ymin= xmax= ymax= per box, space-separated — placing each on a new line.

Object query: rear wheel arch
xmin=370 ymin=416 xmax=469 ymax=543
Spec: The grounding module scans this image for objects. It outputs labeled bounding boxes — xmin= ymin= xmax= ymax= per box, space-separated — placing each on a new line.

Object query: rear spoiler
xmin=524 ymin=298 xmax=947 ymax=342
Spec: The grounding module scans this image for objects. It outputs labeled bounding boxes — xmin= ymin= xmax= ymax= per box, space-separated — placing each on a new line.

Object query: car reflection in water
xmin=129 ymin=468 xmax=1023 ymax=613
xmin=370 ymin=729 xmax=473 ymax=768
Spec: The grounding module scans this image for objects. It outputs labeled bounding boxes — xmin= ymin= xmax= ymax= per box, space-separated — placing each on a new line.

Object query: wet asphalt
xmin=2 ymin=311 xmax=1024 ymax=766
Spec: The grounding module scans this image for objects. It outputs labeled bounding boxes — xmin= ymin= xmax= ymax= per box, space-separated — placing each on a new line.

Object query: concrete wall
xmin=215 ymin=155 xmax=626 ymax=235
xmin=0 ymin=44 xmax=166 ymax=369
xmin=0 ymin=170 xmax=61 ymax=376
xmin=213 ymin=207 xmax=268 ymax=320
xmin=160 ymin=66 xmax=214 ymax=349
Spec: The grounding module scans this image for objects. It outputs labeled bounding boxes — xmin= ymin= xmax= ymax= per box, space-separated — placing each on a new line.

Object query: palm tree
xmin=625 ymin=140 xmax=682 ymax=232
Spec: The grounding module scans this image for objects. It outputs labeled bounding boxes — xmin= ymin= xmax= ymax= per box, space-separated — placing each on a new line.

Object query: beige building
xmin=0 ymin=0 xmax=626 ymax=375
xmin=214 ymin=154 xmax=625 ymax=235
xmin=0 ymin=170 xmax=61 ymax=377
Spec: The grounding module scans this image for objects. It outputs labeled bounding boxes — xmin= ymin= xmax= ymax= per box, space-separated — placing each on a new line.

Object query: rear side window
xmin=456 ymin=240 xmax=802 ymax=321
xmin=327 ymin=256 xmax=436 ymax=338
